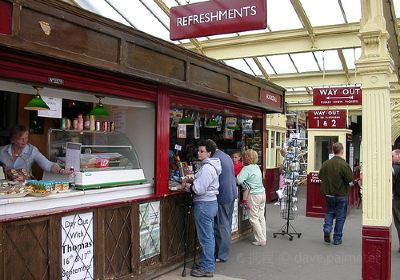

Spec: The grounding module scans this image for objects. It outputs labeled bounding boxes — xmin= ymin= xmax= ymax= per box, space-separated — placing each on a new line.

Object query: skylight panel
xmin=342 ymin=48 xmax=361 ymax=70
xmin=224 ymin=59 xmax=254 ymax=75
xmin=268 ymin=0 xmax=302 ymax=31
xmin=266 ymin=54 xmax=297 ymax=74
xmin=340 ymin=0 xmax=361 ymax=23
xmin=314 ymin=50 xmax=342 ymax=71
xmin=290 ymin=52 xmax=319 ymax=73
xmin=106 ymin=0 xmax=171 ymax=41
xmin=75 ymin=0 xmax=129 ymax=26
xmin=257 ymin=57 xmax=276 ymax=75
xmin=244 ymin=58 xmax=263 ymax=76
xmin=393 ymin=0 xmax=400 ymax=18
xmin=300 ymin=0 xmax=345 ymax=26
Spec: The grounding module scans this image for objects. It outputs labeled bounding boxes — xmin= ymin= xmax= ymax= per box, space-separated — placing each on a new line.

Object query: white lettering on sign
xmin=176 ymin=6 xmax=257 ymax=27
xmin=312 ymin=110 xmax=341 ymax=116
xmin=317 ymin=88 xmax=361 ymax=96
xmin=61 ymin=212 xmax=94 ymax=280
xmin=265 ymin=94 xmax=277 ymax=102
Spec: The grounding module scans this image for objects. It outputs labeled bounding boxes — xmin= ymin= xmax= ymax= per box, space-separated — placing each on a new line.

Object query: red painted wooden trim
xmin=170 ymin=92 xmax=263 ymax=118
xmin=0 ymin=48 xmax=158 ymax=102
xmin=155 ymin=88 xmax=170 ymax=195
xmin=362 ymin=225 xmax=391 ymax=280
xmin=0 ymin=0 xmax=12 ymax=35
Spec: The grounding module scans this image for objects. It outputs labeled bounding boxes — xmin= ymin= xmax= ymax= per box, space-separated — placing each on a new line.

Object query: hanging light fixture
xmin=89 ymin=95 xmax=109 ymax=117
xmin=179 ymin=112 xmax=194 ymax=125
xmin=24 ymin=86 xmax=50 ymax=110
xmin=205 ymin=117 xmax=218 ymax=128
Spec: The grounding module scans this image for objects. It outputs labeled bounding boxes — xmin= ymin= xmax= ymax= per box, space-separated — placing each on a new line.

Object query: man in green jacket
xmin=318 ymin=142 xmax=354 ymax=245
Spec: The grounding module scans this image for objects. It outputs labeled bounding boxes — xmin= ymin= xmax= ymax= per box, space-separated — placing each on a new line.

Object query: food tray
xmin=27 ymin=192 xmax=50 ymax=197
xmin=0 ymin=192 xmax=28 ymax=199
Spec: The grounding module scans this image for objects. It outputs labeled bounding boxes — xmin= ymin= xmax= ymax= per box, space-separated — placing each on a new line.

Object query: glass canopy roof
xmin=69 ymin=0 xmax=398 ymax=94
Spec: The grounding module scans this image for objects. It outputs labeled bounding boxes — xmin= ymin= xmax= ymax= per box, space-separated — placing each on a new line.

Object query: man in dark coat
xmin=319 ymin=142 xmax=354 ymax=245
xmin=213 ymin=142 xmax=238 ymax=262
xmin=392 ymin=149 xmax=400 ymax=253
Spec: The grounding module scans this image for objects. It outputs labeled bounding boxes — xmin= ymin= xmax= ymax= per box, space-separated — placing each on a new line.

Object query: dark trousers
xmin=393 ymin=197 xmax=400 ymax=247
xmin=214 ymin=200 xmax=235 ymax=262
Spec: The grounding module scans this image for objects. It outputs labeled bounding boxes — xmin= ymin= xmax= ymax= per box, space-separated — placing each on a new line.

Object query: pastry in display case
xmin=47 ymin=129 xmax=146 ymax=190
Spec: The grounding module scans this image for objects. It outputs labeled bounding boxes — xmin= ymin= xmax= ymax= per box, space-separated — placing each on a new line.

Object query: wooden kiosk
xmin=0 ymin=1 xmax=285 ymax=279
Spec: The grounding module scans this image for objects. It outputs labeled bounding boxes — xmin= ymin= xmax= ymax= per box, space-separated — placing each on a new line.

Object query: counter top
xmin=0 ymin=183 xmax=154 ymax=220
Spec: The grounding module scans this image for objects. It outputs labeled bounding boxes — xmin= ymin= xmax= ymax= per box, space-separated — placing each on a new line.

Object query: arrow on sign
xmin=326 ymin=96 xmax=354 ymax=100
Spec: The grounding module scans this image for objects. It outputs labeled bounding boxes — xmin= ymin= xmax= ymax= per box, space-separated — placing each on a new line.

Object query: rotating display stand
xmin=273 ymin=136 xmax=303 ymax=241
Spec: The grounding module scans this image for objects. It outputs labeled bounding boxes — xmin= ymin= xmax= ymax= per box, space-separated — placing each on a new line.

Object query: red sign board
xmin=313 ymin=86 xmax=362 ymax=106
xmin=308 ymin=110 xmax=347 ymax=129
xmin=170 ymin=0 xmax=267 ymax=40
xmin=0 ymin=0 xmax=13 ymax=35
xmin=260 ymin=89 xmax=282 ymax=110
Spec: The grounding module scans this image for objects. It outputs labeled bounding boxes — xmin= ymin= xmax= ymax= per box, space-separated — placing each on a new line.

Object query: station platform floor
xmin=155 ymin=189 xmax=400 ymax=280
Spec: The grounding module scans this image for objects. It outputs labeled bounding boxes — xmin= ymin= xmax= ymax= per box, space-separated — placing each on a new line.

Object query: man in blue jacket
xmin=213 ymin=142 xmax=238 ymax=262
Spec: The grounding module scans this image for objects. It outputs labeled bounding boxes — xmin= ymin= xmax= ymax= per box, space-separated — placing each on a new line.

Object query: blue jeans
xmin=194 ymin=200 xmax=218 ymax=272
xmin=323 ymin=196 xmax=348 ymax=242
xmin=214 ymin=200 xmax=235 ymax=261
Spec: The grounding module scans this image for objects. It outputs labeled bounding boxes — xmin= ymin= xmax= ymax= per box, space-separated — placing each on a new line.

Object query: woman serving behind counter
xmin=0 ymin=125 xmax=73 ymax=181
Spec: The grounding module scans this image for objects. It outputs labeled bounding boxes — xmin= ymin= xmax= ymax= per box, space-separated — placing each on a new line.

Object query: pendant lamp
xmin=205 ymin=117 xmax=218 ymax=128
xmin=89 ymin=95 xmax=109 ymax=117
xmin=179 ymin=113 xmax=194 ymax=125
xmin=24 ymin=86 xmax=50 ymax=110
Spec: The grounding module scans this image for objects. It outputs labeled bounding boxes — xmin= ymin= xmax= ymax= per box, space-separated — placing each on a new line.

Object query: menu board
xmin=61 ymin=212 xmax=94 ymax=280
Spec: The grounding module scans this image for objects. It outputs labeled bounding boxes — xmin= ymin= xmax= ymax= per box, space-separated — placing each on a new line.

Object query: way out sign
xmin=308 ymin=110 xmax=347 ymax=129
xmin=313 ymin=86 xmax=362 ymax=106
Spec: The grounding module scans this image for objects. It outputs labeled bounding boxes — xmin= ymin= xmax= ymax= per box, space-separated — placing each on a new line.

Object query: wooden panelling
xmin=5 ymin=218 xmax=50 ymax=280
xmin=162 ymin=194 xmax=194 ymax=263
xmin=232 ymin=78 xmax=260 ymax=102
xmin=19 ymin=7 xmax=119 ymax=63
xmin=190 ymin=64 xmax=229 ymax=93
xmin=104 ymin=205 xmax=134 ymax=278
xmin=127 ymin=43 xmax=185 ymax=81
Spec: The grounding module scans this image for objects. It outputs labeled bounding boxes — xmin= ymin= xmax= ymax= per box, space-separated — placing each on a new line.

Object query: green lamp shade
xmin=89 ymin=104 xmax=109 ymax=116
xmin=179 ymin=116 xmax=194 ymax=125
xmin=24 ymin=94 xmax=50 ymax=110
xmin=227 ymin=125 xmax=240 ymax=130
xmin=206 ymin=119 xmax=218 ymax=128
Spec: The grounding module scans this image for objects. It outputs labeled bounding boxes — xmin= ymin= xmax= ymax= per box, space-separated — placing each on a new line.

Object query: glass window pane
xmin=300 ymin=0 xmax=345 ymax=26
xmin=291 ymin=52 xmax=319 ymax=73
xmin=224 ymin=59 xmax=254 ymax=75
xmin=267 ymin=54 xmax=297 ymax=74
xmin=268 ymin=0 xmax=302 ymax=31
xmin=107 ymin=0 xmax=171 ymax=42
xmin=244 ymin=58 xmax=262 ymax=76
xmin=314 ymin=50 xmax=342 ymax=71
xmin=341 ymin=0 xmax=361 ymax=23
xmin=75 ymin=0 xmax=129 ymax=26
xmin=257 ymin=57 xmax=276 ymax=75
xmin=343 ymin=48 xmax=361 ymax=70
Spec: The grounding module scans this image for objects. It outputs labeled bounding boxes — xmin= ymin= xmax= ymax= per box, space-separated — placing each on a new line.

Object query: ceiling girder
xmin=252 ymin=57 xmax=269 ymax=80
xmin=290 ymin=0 xmax=316 ymax=47
xmin=179 ymin=23 xmax=361 ymax=60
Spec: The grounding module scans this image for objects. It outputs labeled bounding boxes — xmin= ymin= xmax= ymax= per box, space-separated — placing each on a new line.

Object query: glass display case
xmin=47 ymin=129 xmax=146 ymax=189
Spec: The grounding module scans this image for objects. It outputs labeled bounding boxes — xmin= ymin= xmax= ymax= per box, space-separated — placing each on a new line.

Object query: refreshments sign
xmin=260 ymin=89 xmax=283 ymax=110
xmin=313 ymin=86 xmax=362 ymax=106
xmin=308 ymin=110 xmax=347 ymax=129
xmin=170 ymin=0 xmax=267 ymax=40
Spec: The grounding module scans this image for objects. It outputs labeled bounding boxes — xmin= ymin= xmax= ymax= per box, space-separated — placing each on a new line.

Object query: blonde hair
xmin=242 ymin=149 xmax=258 ymax=164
